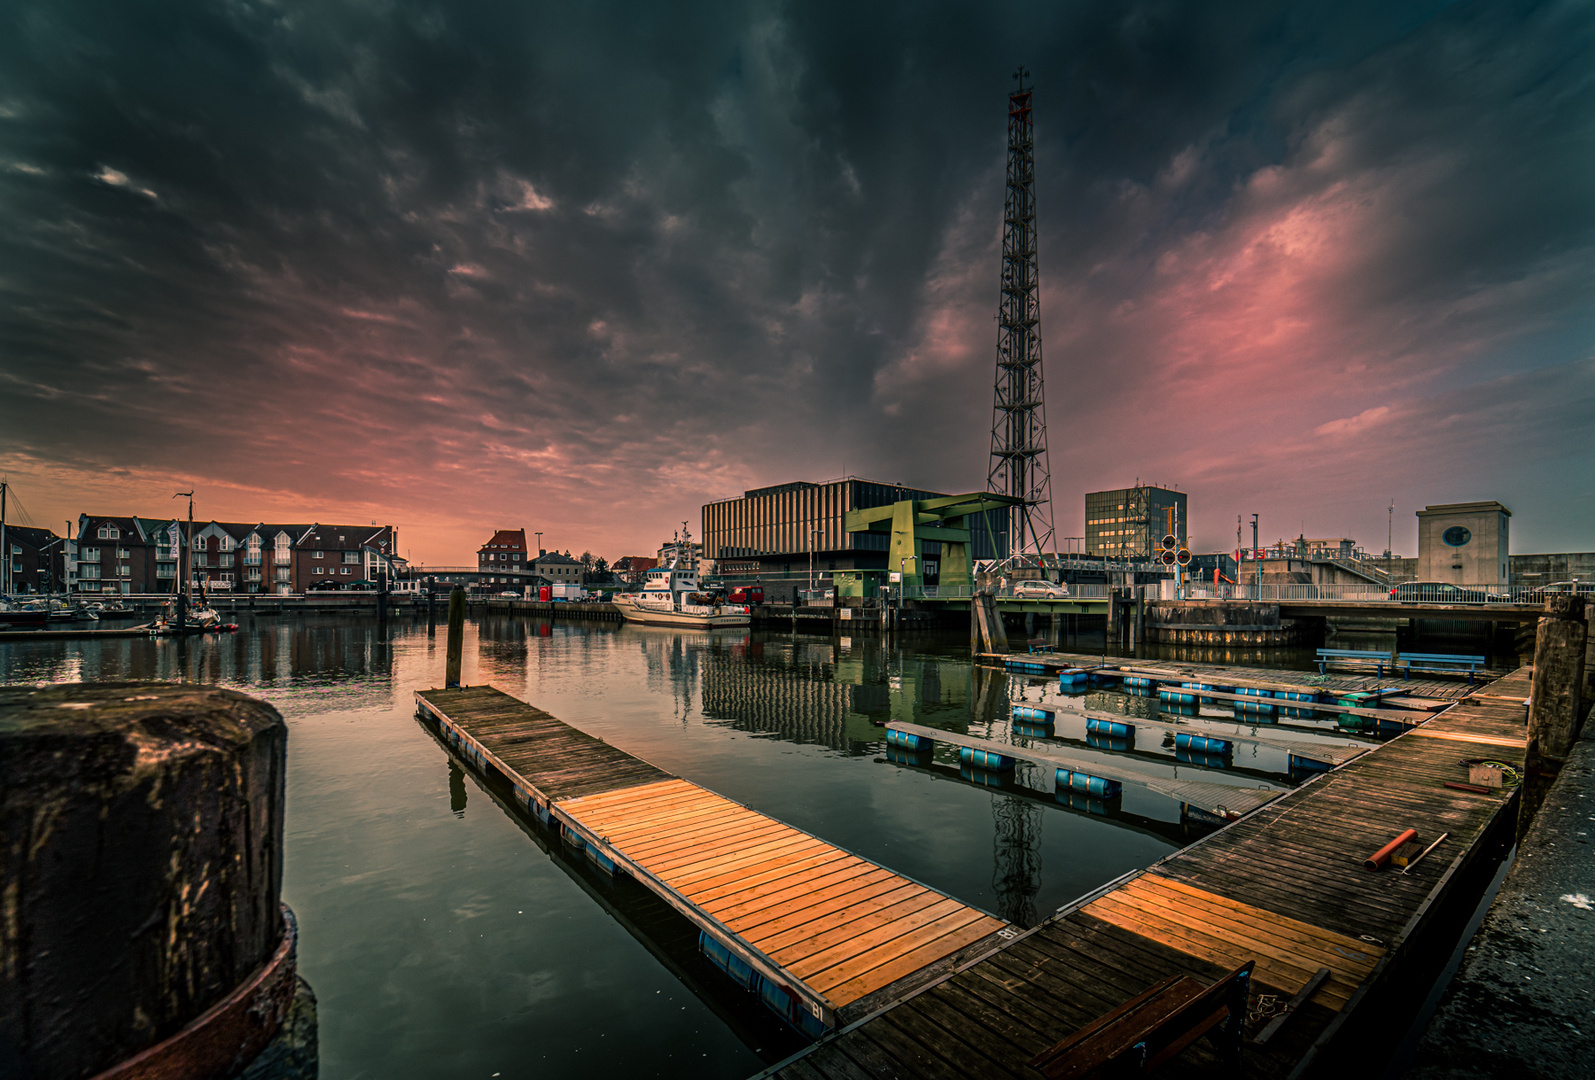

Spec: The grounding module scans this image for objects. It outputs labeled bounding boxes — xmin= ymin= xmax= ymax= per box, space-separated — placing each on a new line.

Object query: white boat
xmin=616 ymin=526 xmax=751 ymax=629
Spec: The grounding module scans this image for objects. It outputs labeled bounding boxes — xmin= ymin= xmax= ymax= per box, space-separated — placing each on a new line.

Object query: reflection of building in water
xmin=699 ymin=646 xmax=854 ymax=749
xmin=697 ymin=639 xmax=979 ymax=751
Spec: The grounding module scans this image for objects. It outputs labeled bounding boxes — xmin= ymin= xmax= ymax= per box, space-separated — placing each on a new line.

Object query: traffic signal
xmin=1160 ymin=534 xmax=1177 ymax=552
xmin=1176 ymin=548 xmax=1192 ymax=567
xmin=1159 ymin=549 xmax=1176 ymax=566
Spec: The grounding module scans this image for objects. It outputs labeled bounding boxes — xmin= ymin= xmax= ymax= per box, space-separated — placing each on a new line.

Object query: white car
xmin=1011 ymin=579 xmax=1069 ymax=598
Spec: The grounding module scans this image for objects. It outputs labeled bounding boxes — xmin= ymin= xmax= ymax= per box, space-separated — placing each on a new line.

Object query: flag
xmin=167 ymin=522 xmax=180 ymax=549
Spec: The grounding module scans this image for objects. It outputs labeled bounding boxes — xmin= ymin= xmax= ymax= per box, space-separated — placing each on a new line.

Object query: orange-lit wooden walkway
xmin=415 ymin=686 xmax=1008 ymax=1032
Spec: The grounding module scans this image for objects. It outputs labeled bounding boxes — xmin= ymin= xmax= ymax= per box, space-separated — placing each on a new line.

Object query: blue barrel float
xmin=1058 ymin=668 xmax=1089 ymax=688
xmin=1005 ymin=658 xmax=1051 ymax=673
xmin=1086 ymin=717 xmax=1133 ymax=740
xmin=1174 ymin=732 xmax=1232 ymax=755
xmin=1012 ymin=705 xmax=1056 ymax=738
xmin=1159 ymin=687 xmax=1199 ymax=705
xmin=885 ymin=729 xmax=933 ymax=754
xmin=959 ymin=747 xmax=1016 ymax=772
xmin=699 ymin=932 xmax=829 ymax=1039
xmin=1056 ymin=768 xmax=1122 ymax=799
xmin=1088 ymin=730 xmax=1133 ymax=752
xmin=1233 ymin=687 xmax=1276 ymax=714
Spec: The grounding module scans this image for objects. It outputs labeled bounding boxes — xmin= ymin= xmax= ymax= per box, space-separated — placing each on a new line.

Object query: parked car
xmin=1012 ymin=579 xmax=1070 ymax=598
xmin=1389 ymin=582 xmax=1505 ymax=604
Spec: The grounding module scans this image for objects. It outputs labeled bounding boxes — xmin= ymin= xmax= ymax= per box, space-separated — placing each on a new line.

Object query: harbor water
xmin=0 ymin=614 xmax=1375 ymax=1078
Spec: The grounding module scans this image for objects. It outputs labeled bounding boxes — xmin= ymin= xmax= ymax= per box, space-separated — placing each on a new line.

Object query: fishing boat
xmin=615 ymin=526 xmax=750 ymax=629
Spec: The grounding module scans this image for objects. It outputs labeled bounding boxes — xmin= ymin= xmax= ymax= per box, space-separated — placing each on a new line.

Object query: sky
xmin=2 ymin=0 xmax=1592 ymax=564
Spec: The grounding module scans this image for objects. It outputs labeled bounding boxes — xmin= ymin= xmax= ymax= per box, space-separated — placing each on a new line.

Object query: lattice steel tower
xmin=987 ymin=68 xmax=1057 ymax=564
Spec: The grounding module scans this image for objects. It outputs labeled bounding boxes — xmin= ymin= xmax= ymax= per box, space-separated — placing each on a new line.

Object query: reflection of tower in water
xmin=969 ymin=663 xmax=1043 ymax=927
xmin=991 ymin=791 xmax=1042 ymax=928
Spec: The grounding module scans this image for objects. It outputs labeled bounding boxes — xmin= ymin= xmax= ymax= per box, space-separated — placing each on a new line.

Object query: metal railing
xmin=1184 ymin=582 xmax=1551 ymax=604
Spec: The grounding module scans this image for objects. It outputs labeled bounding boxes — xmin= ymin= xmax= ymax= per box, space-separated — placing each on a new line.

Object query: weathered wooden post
xmin=0 ymin=682 xmax=314 ymax=1079
xmin=445 ymin=585 xmax=466 ymax=688
xmin=1520 ymin=595 xmax=1587 ymax=833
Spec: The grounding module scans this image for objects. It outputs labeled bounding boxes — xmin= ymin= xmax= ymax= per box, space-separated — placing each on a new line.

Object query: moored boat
xmin=615 ymin=526 xmax=750 ymax=629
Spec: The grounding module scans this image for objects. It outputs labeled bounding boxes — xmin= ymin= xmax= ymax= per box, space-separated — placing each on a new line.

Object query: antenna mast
xmin=987 ymin=67 xmax=1056 ymax=566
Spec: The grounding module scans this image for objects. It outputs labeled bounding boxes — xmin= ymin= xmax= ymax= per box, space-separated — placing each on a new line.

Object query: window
xmin=81 ymin=548 xmax=101 ymax=562
xmin=219 ymin=535 xmax=235 ymax=551
xmin=118 ymin=564 xmax=130 ymax=577
xmin=340 ymin=567 xmax=351 ymax=575
xmin=314 ymin=567 xmax=324 ymax=575
xmin=343 ymin=551 xmax=360 ymax=564
xmin=98 ymin=525 xmax=119 ymax=540
xmin=247 ymin=567 xmax=261 ymax=580
xmin=313 ymin=551 xmax=324 ymax=559
xmin=157 ymin=563 xmax=175 ymax=579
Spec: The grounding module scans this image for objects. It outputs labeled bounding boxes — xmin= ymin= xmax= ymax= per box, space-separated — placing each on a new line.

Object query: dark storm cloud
xmin=1 ymin=0 xmax=1591 ymax=556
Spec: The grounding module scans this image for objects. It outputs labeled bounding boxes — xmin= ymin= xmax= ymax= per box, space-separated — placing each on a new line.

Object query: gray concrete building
xmin=1416 ymin=501 xmax=1510 ymax=585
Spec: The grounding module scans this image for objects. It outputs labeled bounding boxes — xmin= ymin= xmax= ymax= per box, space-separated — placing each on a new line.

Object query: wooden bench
xmin=1028 ymin=961 xmax=1254 ymax=1078
xmin=1398 ymin=652 xmax=1487 ymax=685
xmin=1027 ymin=639 xmax=1056 ymax=654
xmin=1316 ymin=647 xmax=1394 ymax=677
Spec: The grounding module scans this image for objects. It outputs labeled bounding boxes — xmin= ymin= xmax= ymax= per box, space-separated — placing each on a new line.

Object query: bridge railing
xmin=1186 ymin=582 xmax=1553 ymax=604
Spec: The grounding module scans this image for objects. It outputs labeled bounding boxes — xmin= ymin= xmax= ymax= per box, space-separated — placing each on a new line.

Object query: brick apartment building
xmin=71 ymin=515 xmax=397 ymax=594
xmin=478 ymin=529 xmax=536 ymax=591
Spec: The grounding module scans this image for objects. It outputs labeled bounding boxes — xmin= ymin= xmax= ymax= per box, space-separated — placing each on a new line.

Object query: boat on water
xmin=149 ymin=601 xmax=237 ymax=636
xmin=615 ymin=527 xmax=751 ymax=629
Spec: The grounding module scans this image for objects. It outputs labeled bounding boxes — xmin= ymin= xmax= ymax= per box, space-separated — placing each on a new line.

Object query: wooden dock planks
xmin=558 ymin=777 xmax=1007 ymax=1010
xmin=415 ymin=685 xmax=1007 ymax=1028
xmin=765 ymin=665 xmax=1532 ymax=1079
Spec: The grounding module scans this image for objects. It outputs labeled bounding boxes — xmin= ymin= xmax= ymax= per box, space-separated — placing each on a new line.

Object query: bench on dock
xmin=1028 ymin=961 xmax=1254 ymax=1078
xmin=1027 ymin=639 xmax=1056 ymax=654
xmin=1316 ymin=647 xmax=1394 ymax=677
xmin=1399 ymin=652 xmax=1487 ymax=684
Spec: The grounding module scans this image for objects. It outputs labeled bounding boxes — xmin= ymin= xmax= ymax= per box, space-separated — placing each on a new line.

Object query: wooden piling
xmin=445 ymin=586 xmax=466 ymax=688
xmin=0 ymin=683 xmax=299 ymax=1079
xmin=1520 ymin=595 xmax=1587 ymax=833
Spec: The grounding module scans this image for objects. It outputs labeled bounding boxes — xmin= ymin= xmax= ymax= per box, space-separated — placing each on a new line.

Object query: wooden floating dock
xmin=415 ymin=685 xmax=1009 ymax=1034
xmin=887 ymin=720 xmax=1284 ymax=821
xmin=984 ymin=651 xmax=1481 ymax=705
xmin=762 ymin=667 xmax=1531 ymax=1079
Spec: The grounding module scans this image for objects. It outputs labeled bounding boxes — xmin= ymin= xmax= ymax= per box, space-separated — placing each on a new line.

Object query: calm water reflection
xmin=2 ymin=614 xmax=1354 ymax=1078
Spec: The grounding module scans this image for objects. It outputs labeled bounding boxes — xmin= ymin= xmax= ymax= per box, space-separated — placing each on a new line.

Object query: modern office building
xmin=701 ymin=476 xmax=1007 ymax=583
xmin=1084 ymin=486 xmax=1187 ymax=558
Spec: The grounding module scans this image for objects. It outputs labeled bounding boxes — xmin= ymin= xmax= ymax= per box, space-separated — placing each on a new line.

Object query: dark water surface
xmin=1 ymin=615 xmax=1364 ymax=1079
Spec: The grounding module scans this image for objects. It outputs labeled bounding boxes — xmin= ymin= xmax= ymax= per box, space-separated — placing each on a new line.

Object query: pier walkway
xmin=760 ymin=667 xmax=1531 ymax=1079
xmin=415 ymin=686 xmax=1008 ymax=1034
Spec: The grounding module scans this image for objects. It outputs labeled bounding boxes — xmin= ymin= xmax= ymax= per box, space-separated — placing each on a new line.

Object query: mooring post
xmin=445 ymin=586 xmax=466 ymax=688
xmin=1520 ymin=595 xmax=1587 ymax=834
xmin=0 ymin=683 xmax=314 ymax=1079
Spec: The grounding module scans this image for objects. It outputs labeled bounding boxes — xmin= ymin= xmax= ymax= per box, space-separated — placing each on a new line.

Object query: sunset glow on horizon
xmin=3 ymin=1 xmax=1591 ymax=563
